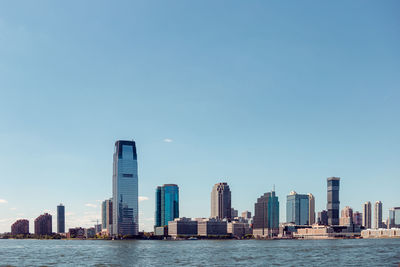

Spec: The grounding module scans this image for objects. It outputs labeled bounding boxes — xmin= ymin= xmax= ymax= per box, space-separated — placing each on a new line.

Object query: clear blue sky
xmin=0 ymin=0 xmax=399 ymax=232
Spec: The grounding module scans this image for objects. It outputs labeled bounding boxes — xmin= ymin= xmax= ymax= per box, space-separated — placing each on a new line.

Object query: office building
xmin=85 ymin=227 xmax=96 ymax=238
xmin=67 ymin=227 xmax=85 ymax=238
xmin=339 ymin=206 xmax=353 ymax=226
xmin=34 ymin=213 xmax=52 ymax=235
xmin=286 ymin=191 xmax=312 ymax=225
xmin=168 ymin=217 xmax=198 ymax=238
xmin=353 ymin=211 xmax=362 ymax=226
xmin=155 ymin=184 xmax=179 ymax=227
xmin=227 ymin=221 xmax=251 ymax=238
xmin=388 ymin=207 xmax=400 ymax=228
xmin=231 ymin=208 xmax=238 ymax=218
xmin=317 ymin=210 xmax=328 ymax=226
xmin=11 ymin=219 xmax=29 ymax=235
xmin=112 ymin=140 xmax=139 ymax=236
xmin=374 ymin=201 xmax=383 ymax=229
xmin=308 ymin=193 xmax=315 ymax=225
xmin=327 ymin=177 xmax=340 ymax=225
xmin=241 ymin=211 xmax=251 ymax=219
xmin=253 ymin=190 xmax=279 ymax=238
xmin=211 ymin=182 xmax=231 ymax=219
xmin=102 ymin=198 xmax=113 ymax=235
xmin=57 ymin=204 xmax=65 ymax=233
xmin=197 ymin=218 xmax=227 ymax=236
xmin=363 ymin=201 xmax=372 ymax=229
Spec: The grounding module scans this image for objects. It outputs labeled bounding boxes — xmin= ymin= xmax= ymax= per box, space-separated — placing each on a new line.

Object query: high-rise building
xmin=339 ymin=206 xmax=353 ymax=226
xmin=327 ymin=177 xmax=340 ymax=225
xmin=286 ymin=191 xmax=314 ymax=225
xmin=231 ymin=208 xmax=238 ymax=218
xmin=308 ymin=193 xmax=315 ymax=225
xmin=363 ymin=201 xmax=372 ymax=229
xmin=253 ymin=190 xmax=279 ymax=238
xmin=353 ymin=211 xmax=362 ymax=226
xmin=11 ymin=219 xmax=29 ymax=235
xmin=211 ymin=182 xmax=231 ymax=220
xmin=102 ymin=198 xmax=113 ymax=235
xmin=317 ymin=210 xmax=328 ymax=225
xmin=34 ymin=213 xmax=52 ymax=235
xmin=374 ymin=201 xmax=383 ymax=229
xmin=57 ymin=204 xmax=65 ymax=233
xmin=155 ymin=184 xmax=179 ymax=227
xmin=112 ymin=140 xmax=139 ymax=236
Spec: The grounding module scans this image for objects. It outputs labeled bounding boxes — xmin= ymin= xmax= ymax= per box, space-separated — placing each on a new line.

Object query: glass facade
xmin=113 ymin=140 xmax=138 ymax=236
xmin=394 ymin=207 xmax=400 ymax=226
xmin=327 ymin=177 xmax=340 ymax=225
xmin=286 ymin=192 xmax=310 ymax=225
xmin=155 ymin=184 xmax=179 ymax=227
xmin=57 ymin=204 xmax=65 ymax=233
xmin=253 ymin=191 xmax=279 ymax=230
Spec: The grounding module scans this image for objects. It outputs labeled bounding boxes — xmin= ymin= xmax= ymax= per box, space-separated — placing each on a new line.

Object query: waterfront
xmin=0 ymin=239 xmax=399 ymax=266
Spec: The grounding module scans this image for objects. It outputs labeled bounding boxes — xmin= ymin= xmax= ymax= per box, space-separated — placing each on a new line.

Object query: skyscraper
xmin=363 ymin=201 xmax=372 ymax=229
xmin=253 ymin=190 xmax=279 ymax=238
xmin=388 ymin=207 xmax=400 ymax=228
xmin=112 ymin=140 xmax=139 ymax=236
xmin=102 ymin=198 xmax=113 ymax=235
xmin=317 ymin=210 xmax=328 ymax=225
xmin=327 ymin=177 xmax=340 ymax=225
xmin=155 ymin=184 xmax=179 ymax=227
xmin=34 ymin=213 xmax=52 ymax=235
xmin=57 ymin=204 xmax=65 ymax=233
xmin=308 ymin=193 xmax=315 ymax=225
xmin=286 ymin=191 xmax=310 ymax=225
xmin=374 ymin=201 xmax=383 ymax=229
xmin=211 ymin=182 xmax=231 ymax=219
xmin=353 ymin=211 xmax=363 ymax=226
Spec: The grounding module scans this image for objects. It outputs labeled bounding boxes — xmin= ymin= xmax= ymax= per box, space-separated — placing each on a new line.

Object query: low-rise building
xmin=67 ymin=227 xmax=85 ymax=238
xmin=85 ymin=227 xmax=96 ymax=238
xmin=168 ymin=218 xmax=197 ymax=238
xmin=227 ymin=221 xmax=251 ymax=238
xmin=11 ymin=219 xmax=29 ymax=235
xmin=294 ymin=225 xmax=361 ymax=239
xmin=361 ymin=228 xmax=400 ymax=238
xmin=197 ymin=218 xmax=227 ymax=237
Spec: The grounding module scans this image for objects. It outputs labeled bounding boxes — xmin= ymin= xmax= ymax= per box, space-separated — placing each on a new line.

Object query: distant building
xmin=241 ymin=211 xmax=251 ymax=220
xmin=227 ymin=221 xmax=251 ymax=238
xmin=112 ymin=140 xmax=139 ymax=236
xmin=327 ymin=177 xmax=340 ymax=225
xmin=57 ymin=204 xmax=65 ymax=233
xmin=294 ymin=225 xmax=361 ymax=239
xmin=231 ymin=208 xmax=238 ymax=218
xmin=211 ymin=182 xmax=231 ymax=220
xmin=353 ymin=211 xmax=362 ymax=226
xmin=253 ymin=190 xmax=279 ymax=238
xmin=11 ymin=219 xmax=29 ymax=235
xmin=374 ymin=201 xmax=383 ymax=229
xmin=197 ymin=218 xmax=227 ymax=237
xmin=68 ymin=227 xmax=85 ymax=238
xmin=286 ymin=191 xmax=314 ymax=225
xmin=308 ymin=193 xmax=315 ymax=225
xmin=168 ymin=218 xmax=198 ymax=238
xmin=363 ymin=201 xmax=372 ymax=229
xmin=34 ymin=213 xmax=52 ymax=235
xmin=361 ymin=228 xmax=400 ymax=239
xmin=95 ymin=224 xmax=102 ymax=234
xmin=85 ymin=227 xmax=96 ymax=238
xmin=317 ymin=210 xmax=328 ymax=226
xmin=102 ymin=198 xmax=113 ymax=235
xmin=155 ymin=184 xmax=179 ymax=227
xmin=339 ymin=206 xmax=353 ymax=226
xmin=388 ymin=207 xmax=400 ymax=228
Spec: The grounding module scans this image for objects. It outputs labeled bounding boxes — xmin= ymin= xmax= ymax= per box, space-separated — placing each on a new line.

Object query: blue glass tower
xmin=155 ymin=184 xmax=179 ymax=227
xmin=286 ymin=192 xmax=310 ymax=225
xmin=112 ymin=140 xmax=139 ymax=236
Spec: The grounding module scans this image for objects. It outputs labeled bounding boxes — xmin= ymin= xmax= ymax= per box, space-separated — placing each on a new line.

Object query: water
xmin=0 ymin=239 xmax=399 ymax=266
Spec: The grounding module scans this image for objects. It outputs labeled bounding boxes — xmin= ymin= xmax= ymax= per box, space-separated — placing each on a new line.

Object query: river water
xmin=0 ymin=239 xmax=399 ymax=266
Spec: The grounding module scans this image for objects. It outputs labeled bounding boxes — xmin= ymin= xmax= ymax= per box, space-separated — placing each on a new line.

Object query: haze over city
xmin=0 ymin=0 xmax=399 ymax=234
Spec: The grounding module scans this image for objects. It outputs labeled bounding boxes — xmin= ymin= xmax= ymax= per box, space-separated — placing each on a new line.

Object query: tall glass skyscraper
xmin=155 ymin=184 xmax=179 ymax=227
xmin=253 ymin=190 xmax=279 ymax=237
xmin=286 ymin=191 xmax=310 ymax=225
xmin=112 ymin=140 xmax=138 ymax=236
xmin=327 ymin=177 xmax=340 ymax=225
xmin=57 ymin=204 xmax=65 ymax=233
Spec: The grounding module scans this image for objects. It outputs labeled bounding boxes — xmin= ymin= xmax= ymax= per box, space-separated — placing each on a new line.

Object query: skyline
xmin=1 ymin=0 xmax=400 ymax=233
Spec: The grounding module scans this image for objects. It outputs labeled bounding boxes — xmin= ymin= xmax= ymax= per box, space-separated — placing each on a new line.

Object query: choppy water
xmin=0 ymin=239 xmax=399 ymax=266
